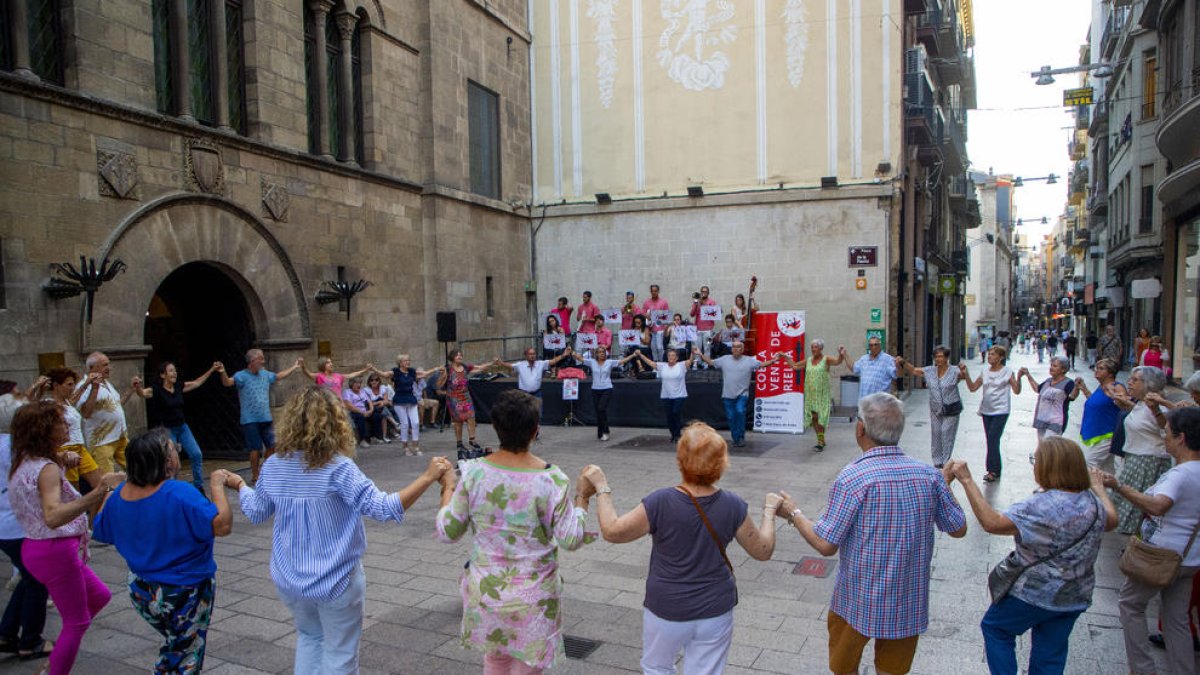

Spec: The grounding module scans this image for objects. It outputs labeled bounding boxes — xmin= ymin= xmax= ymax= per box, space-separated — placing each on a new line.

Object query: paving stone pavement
xmin=1 ymin=350 xmax=1194 ymax=674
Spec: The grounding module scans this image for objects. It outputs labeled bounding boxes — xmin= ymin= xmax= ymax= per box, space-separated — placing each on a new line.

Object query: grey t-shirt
xmin=642 ymin=487 xmax=747 ymax=621
xmin=714 ymin=355 xmax=762 ymax=399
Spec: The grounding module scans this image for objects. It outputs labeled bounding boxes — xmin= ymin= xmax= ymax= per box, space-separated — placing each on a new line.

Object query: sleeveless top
xmin=391 ymin=368 xmax=418 ymax=405
xmin=9 ymin=458 xmax=89 ymax=542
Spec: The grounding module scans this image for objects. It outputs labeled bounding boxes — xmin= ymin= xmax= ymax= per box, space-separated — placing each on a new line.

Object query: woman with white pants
xmin=377 ymin=356 xmax=443 ymax=456
xmin=578 ymin=423 xmax=779 ymax=674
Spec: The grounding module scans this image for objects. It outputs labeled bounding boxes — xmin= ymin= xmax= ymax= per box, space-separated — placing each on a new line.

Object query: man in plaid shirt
xmin=778 ymin=392 xmax=967 ymax=674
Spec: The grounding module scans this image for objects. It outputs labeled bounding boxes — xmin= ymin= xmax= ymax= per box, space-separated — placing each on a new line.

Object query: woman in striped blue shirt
xmin=236 ymin=386 xmax=454 ymax=674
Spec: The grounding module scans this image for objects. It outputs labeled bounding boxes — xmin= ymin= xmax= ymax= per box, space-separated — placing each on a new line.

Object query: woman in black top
xmin=132 ymin=361 xmax=222 ymax=494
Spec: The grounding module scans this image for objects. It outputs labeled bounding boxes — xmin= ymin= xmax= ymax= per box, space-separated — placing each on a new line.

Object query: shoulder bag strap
xmin=1178 ymin=520 xmax=1200 ymax=559
xmin=1020 ymin=493 xmax=1104 ymax=575
xmin=678 ymin=485 xmax=734 ymax=575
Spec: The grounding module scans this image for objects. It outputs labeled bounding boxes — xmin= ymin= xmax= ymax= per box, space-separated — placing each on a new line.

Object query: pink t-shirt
xmin=316 ymin=372 xmax=345 ymax=394
xmin=595 ymin=328 xmax=613 ymax=349
xmin=551 ymin=307 xmax=573 ymax=334
xmin=621 ymin=304 xmax=637 ymax=330
xmin=576 ymin=302 xmax=600 ymax=333
xmin=691 ymin=298 xmax=718 ymax=331
xmin=642 ymin=298 xmax=670 ymax=333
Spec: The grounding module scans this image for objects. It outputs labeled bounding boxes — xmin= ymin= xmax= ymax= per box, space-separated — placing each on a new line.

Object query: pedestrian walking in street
xmin=1099 ymin=325 xmax=1124 ymax=370
xmin=579 ymin=422 xmax=780 ymax=675
xmin=130 ymin=361 xmax=223 ymax=495
xmin=1134 ymin=328 xmax=1152 ymax=368
xmin=1036 ymin=334 xmax=1046 ymax=363
xmin=7 ymin=401 xmax=125 ymax=675
xmin=92 ymin=430 xmax=239 ymax=673
xmin=435 ymin=389 xmax=591 ymax=674
xmin=1063 ymin=331 xmax=1079 ymax=370
xmin=1019 ymin=357 xmax=1079 ymax=440
xmin=1072 ymin=359 xmax=1127 ymax=472
xmin=964 ymin=346 xmax=1021 ymax=482
xmin=1102 ymin=406 xmax=1200 ymax=675
xmin=781 ymin=340 xmax=844 ymax=452
xmin=633 ymin=349 xmax=695 ymax=443
xmin=1085 ymin=332 xmax=1098 ymax=367
xmin=238 ymin=386 xmax=451 ymax=674
xmin=695 ymin=342 xmax=780 ymax=448
xmin=1047 ymin=333 xmax=1059 ymax=358
xmin=846 ymin=336 xmax=898 ymax=397
xmin=1107 ymin=366 xmax=1172 ymax=534
xmin=0 ymin=396 xmax=51 ymax=663
xmin=896 ymin=346 xmax=968 ymax=468
xmin=945 ymin=437 xmax=1116 ymax=675
xmin=774 ymin=392 xmax=968 ymax=675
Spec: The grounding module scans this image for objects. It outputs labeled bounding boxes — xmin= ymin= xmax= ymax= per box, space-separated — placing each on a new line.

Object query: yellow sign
xmin=1063 ymin=87 xmax=1093 ymax=106
xmin=855 ymin=278 xmax=868 ymax=290
xmin=965 ymin=294 xmax=976 ymax=306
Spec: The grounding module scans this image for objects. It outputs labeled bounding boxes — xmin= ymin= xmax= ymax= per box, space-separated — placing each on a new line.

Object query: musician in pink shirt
xmin=690 ymin=285 xmax=719 ymax=361
xmin=576 ymin=292 xmax=600 ymax=334
xmin=592 ymin=316 xmax=613 ymax=350
xmin=550 ymin=297 xmax=573 ymax=334
xmin=621 ymin=291 xmax=638 ymax=330
xmin=641 ymin=284 xmax=670 ymax=361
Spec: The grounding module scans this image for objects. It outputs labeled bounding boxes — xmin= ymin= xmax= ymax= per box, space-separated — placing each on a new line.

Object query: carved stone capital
xmin=308 ymin=0 xmax=334 ymax=17
xmin=335 ymin=11 xmax=359 ymax=41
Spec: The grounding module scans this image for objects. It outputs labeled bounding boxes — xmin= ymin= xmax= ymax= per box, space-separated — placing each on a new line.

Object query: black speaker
xmin=436 ymin=311 xmax=457 ymax=343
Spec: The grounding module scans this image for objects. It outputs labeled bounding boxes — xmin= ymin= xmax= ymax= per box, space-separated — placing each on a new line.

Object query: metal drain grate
xmin=563 ymin=635 xmax=602 ymax=659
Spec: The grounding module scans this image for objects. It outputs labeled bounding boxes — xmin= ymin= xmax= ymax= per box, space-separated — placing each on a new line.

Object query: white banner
xmin=543 ymin=333 xmax=566 ymax=350
xmin=752 ymin=311 xmax=806 ymax=434
xmin=575 ymin=333 xmax=598 ymax=350
xmin=618 ymin=329 xmax=641 ymax=347
xmin=700 ymin=304 xmax=723 ymax=322
xmin=602 ymin=307 xmax=622 ymax=323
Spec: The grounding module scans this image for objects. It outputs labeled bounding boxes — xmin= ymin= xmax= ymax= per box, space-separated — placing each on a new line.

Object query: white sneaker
xmin=358 ymin=440 xmax=370 ymax=449
xmin=600 ymin=434 xmax=609 ymax=441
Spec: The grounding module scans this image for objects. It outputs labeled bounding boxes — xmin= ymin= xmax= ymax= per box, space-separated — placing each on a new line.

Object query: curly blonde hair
xmin=275 ymin=386 xmax=356 ymax=469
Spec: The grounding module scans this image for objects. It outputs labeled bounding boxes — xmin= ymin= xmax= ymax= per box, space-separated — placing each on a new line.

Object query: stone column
xmin=334 ymin=10 xmax=359 ymax=166
xmin=170 ymin=0 xmax=194 ymax=121
xmin=211 ymin=0 xmax=231 ymax=130
xmin=309 ymin=0 xmax=334 ymax=159
xmin=9 ymin=0 xmax=38 ymax=80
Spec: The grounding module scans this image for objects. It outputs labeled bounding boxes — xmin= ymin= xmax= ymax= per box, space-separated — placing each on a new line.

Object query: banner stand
xmin=752 ymin=311 xmax=806 ymax=434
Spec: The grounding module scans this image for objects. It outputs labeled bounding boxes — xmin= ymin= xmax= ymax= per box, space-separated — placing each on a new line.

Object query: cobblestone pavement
xmin=2 ymin=350 xmax=1193 ymax=674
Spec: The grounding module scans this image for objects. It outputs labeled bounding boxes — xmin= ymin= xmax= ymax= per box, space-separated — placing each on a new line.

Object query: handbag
xmin=987 ymin=494 xmax=1101 ymax=604
xmin=1119 ymin=521 xmax=1200 ymax=589
xmin=678 ymin=485 xmax=738 ymax=605
xmin=941 ymin=399 xmax=964 ymax=417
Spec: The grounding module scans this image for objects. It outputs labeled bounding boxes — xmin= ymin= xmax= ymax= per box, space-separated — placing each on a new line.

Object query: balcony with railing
xmin=942 ymin=107 xmax=967 ymax=171
xmin=905 ymin=70 xmax=944 ymax=164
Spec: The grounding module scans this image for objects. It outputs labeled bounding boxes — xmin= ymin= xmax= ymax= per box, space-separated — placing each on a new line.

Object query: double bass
xmin=741 ymin=276 xmax=758 ymax=354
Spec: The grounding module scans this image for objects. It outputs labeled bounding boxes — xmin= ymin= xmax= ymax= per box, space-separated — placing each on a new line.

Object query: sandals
xmin=19 ymin=639 xmax=53 ymax=661
xmin=983 ymin=472 xmax=999 ymax=483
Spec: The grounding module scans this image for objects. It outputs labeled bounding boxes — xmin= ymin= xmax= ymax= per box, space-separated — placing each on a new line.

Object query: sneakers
xmin=813 ymin=444 xmax=825 ymax=452
xmin=358 ymin=440 xmax=370 ymax=449
xmin=599 ymin=433 xmax=609 ymax=442
xmin=733 ymin=439 xmax=746 ymax=448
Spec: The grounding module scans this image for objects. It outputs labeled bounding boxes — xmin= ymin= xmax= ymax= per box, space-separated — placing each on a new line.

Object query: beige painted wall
xmin=530 ymin=0 xmax=903 ymax=201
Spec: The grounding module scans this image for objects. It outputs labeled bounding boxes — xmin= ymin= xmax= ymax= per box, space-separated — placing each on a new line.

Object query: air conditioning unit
xmin=905 ymin=45 xmax=929 ymax=75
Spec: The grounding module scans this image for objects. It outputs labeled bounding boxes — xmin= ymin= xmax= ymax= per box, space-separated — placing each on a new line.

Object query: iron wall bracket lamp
xmin=1032 ymin=62 xmax=1114 ymax=85
xmin=316 ymin=279 xmax=372 ymax=321
xmin=43 ymin=256 xmax=127 ymax=324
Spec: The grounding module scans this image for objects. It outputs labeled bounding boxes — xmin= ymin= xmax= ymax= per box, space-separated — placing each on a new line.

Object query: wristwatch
xmin=785 ymin=508 xmax=803 ymax=524
xmin=596 ymin=485 xmax=613 ymax=495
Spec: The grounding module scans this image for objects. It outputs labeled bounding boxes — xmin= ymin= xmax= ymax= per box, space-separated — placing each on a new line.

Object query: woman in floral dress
xmin=436 ymin=389 xmax=592 ymax=673
xmin=438 ymin=350 xmax=487 ymax=458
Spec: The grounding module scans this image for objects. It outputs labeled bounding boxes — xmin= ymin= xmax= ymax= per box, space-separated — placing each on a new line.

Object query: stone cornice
xmin=534 ymin=183 xmax=897 ymax=218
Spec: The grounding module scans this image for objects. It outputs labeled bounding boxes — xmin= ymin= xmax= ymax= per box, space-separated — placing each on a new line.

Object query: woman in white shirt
xmin=964 ymin=345 xmax=1021 ymax=482
xmin=1108 ymin=366 xmax=1171 ymax=534
xmin=582 ymin=346 xmax=639 ymax=442
xmin=634 ymin=349 xmax=695 ymax=443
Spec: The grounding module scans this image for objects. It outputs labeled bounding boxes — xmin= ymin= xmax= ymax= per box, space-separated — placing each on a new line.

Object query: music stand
xmin=561 ymin=378 xmax=581 ymax=427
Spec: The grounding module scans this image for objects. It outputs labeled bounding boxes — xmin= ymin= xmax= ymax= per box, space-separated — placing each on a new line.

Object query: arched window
xmin=304 ymin=2 xmax=364 ymax=165
xmin=152 ymin=0 xmax=247 ymax=134
xmin=1 ymin=0 xmax=65 ymax=85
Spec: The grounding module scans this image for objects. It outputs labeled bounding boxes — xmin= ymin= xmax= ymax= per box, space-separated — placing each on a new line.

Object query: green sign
xmin=866 ymin=329 xmax=886 ymax=351
xmin=869 ymin=308 xmax=883 ymax=324
xmin=938 ymin=274 xmax=957 ymax=295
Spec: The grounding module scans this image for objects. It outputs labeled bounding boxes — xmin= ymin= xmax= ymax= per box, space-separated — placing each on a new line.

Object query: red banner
xmin=753 ymin=311 xmax=806 ymax=433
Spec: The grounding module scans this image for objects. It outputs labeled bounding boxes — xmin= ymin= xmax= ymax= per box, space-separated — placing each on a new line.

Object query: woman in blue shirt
xmin=236 ymin=386 xmax=453 ymax=674
xmin=93 ymin=428 xmax=239 ymax=673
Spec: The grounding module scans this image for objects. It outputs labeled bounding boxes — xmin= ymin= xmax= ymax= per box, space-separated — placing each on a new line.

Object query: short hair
xmin=1166 ymin=407 xmax=1200 ymax=452
xmin=447 ymin=349 xmax=463 ymax=364
xmin=275 ymin=386 xmax=357 ymax=469
xmin=85 ymin=351 xmax=107 ymax=370
xmin=1186 ymin=371 xmax=1200 ymax=394
xmin=650 ymin=284 xmax=660 ymax=291
xmin=988 ymin=345 xmax=1008 ymax=363
xmin=0 ymin=381 xmax=16 ymax=397
xmin=857 ymin=392 xmax=905 ymax=446
xmin=245 ymin=348 xmax=264 ymax=362
xmin=347 ymin=377 xmax=363 ymax=388
xmin=932 ymin=345 xmax=952 ymax=358
xmin=811 ymin=338 xmax=825 ymax=350
xmin=1132 ymin=366 xmax=1166 ymax=393
xmin=9 ymin=401 xmax=63 ymax=478
xmin=1049 ymin=355 xmax=1071 ymax=371
xmin=125 ymin=428 xmax=173 ymax=487
xmin=491 ymin=390 xmax=540 ymax=451
xmin=1032 ymin=436 xmax=1090 ymax=491
xmin=724 ymin=313 xmax=735 ymax=322
xmin=1095 ymin=358 xmax=1120 ymax=375
xmin=557 ymin=296 xmax=568 ymax=304
xmin=676 ymin=422 xmax=728 ymax=485
xmin=0 ymin=394 xmax=23 ymax=434
xmin=46 ymin=367 xmax=79 ymax=386
xmin=316 ymin=356 xmax=333 ymax=371
xmin=395 ymin=353 xmax=411 ymax=365
xmin=583 ymin=290 xmax=592 ymax=297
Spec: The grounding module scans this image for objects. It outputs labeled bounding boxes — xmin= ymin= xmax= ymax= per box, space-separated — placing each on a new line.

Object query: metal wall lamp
xmin=316 ymin=279 xmax=372 ymax=321
xmin=43 ymin=256 xmax=127 ymax=324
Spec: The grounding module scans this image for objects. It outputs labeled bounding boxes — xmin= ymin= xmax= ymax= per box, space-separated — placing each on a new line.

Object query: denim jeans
xmin=723 ymin=394 xmax=748 ymax=443
xmin=662 ymin=398 xmax=685 ymax=441
xmin=167 ymin=424 xmax=205 ymax=492
xmin=981 ymin=595 xmax=1081 ymax=675
xmin=981 ymin=414 xmax=1009 ymax=476
xmin=280 ymin=565 xmax=365 ymax=675
xmin=0 ymin=538 xmax=47 ymax=652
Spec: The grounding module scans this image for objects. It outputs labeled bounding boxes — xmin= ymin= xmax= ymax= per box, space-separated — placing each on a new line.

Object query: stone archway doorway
xmin=143 ymin=262 xmax=255 ymax=459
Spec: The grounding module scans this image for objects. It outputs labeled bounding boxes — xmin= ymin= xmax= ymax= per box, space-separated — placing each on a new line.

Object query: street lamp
xmin=1016 ymin=217 xmax=1051 ymax=226
xmin=1031 ymin=62 xmax=1115 ymax=85
xmin=1013 ymin=175 xmax=1057 ymax=187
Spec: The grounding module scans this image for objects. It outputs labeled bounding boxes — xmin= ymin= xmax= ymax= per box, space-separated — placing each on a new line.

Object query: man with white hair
xmin=694 ymin=341 xmax=780 ymax=448
xmin=219 ymin=349 xmax=303 ymax=484
xmin=775 ymin=392 xmax=967 ymax=675
xmin=76 ymin=351 xmax=134 ymax=473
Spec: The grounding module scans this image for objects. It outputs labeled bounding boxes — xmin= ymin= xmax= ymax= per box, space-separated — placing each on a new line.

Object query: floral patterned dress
xmin=443 ymin=365 xmax=475 ymax=422
xmin=435 ymin=459 xmax=592 ymax=669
